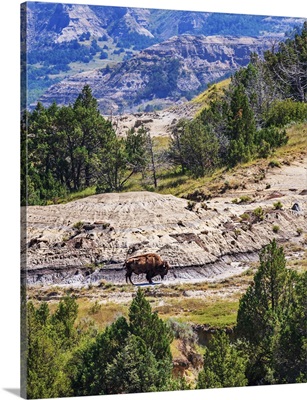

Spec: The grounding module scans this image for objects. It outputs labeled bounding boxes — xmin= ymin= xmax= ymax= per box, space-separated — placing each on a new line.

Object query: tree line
xmin=24 ymin=240 xmax=307 ymax=398
xmin=198 ymin=240 xmax=307 ymax=388
xmin=25 ymin=287 xmax=177 ymax=398
xmin=21 ymin=85 xmax=151 ymax=205
xmin=22 ymin=22 xmax=307 ymax=205
xmin=28 ymin=38 xmax=106 ymax=68
xmin=169 ymin=21 xmax=307 ymax=175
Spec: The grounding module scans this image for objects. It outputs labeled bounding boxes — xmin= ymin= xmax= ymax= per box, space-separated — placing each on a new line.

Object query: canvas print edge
xmin=23 ymin=1 xmax=306 ymax=398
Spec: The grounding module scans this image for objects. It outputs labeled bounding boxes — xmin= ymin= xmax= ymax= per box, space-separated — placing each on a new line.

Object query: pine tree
xmin=236 ymin=239 xmax=296 ymax=384
xmin=105 ymin=334 xmax=160 ymax=394
xmin=129 ymin=289 xmax=173 ymax=364
xmin=73 ymin=85 xmax=106 ymax=187
xmin=168 ymin=118 xmax=219 ymax=177
xmin=274 ymin=271 xmax=307 ymax=383
xmin=226 ymin=83 xmax=257 ymax=166
xmin=197 ymin=331 xmax=247 ymax=389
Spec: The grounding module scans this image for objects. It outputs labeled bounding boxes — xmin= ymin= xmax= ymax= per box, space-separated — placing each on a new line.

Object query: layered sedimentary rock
xmin=39 ymin=35 xmax=272 ymax=113
xmin=24 ymin=186 xmax=306 ymax=286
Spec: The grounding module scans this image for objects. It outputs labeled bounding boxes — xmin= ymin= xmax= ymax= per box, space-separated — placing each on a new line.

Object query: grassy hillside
xmin=49 ymin=119 xmax=307 ymax=205
xmin=156 ymin=121 xmax=307 ymax=199
xmin=192 ymin=79 xmax=230 ymax=108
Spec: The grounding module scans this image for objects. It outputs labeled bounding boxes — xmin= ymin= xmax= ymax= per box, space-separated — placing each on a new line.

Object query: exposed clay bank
xmin=24 ymin=179 xmax=306 ymax=286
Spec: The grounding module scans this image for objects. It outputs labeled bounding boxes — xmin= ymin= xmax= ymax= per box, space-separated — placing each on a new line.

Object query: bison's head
xmin=160 ymin=261 xmax=170 ymax=280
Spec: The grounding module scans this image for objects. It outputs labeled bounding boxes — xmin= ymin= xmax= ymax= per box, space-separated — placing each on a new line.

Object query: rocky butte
xmin=38 ymin=34 xmax=274 ymax=114
xmin=23 ymin=156 xmax=307 ymax=287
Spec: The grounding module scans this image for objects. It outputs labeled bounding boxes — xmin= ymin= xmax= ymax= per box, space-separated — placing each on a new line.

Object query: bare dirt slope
xmin=24 ymin=156 xmax=307 ymax=287
xmin=110 ymin=102 xmax=199 ymax=137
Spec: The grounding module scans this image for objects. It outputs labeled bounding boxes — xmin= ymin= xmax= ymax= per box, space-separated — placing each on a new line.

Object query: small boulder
xmin=291 ymin=203 xmax=301 ymax=212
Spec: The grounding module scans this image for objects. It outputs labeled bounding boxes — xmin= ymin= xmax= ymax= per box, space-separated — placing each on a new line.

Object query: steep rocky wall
xmin=38 ymin=35 xmax=272 ymax=113
xmin=23 ymin=189 xmax=306 ymax=286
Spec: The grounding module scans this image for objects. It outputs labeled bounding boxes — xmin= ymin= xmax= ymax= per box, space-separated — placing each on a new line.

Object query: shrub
xmin=254 ymin=172 xmax=266 ymax=182
xmin=273 ymin=201 xmax=283 ymax=210
xmin=201 ymin=202 xmax=208 ymax=210
xmin=89 ymin=301 xmax=102 ymax=315
xmin=73 ymin=221 xmax=84 ymax=230
xmin=265 ymin=99 xmax=307 ymax=128
xmin=240 ymin=213 xmax=250 ymax=221
xmin=253 ymin=207 xmax=264 ymax=221
xmin=272 ymin=225 xmax=280 ymax=233
xmin=256 ymin=127 xmax=288 ymax=154
xmin=268 ymin=160 xmax=281 ymax=168
xmin=239 ymin=195 xmax=252 ymax=203
xmin=234 ymin=229 xmax=242 ymax=237
xmin=257 ymin=139 xmax=271 ymax=158
xmin=167 ymin=319 xmax=197 ymax=345
xmin=220 ymin=181 xmax=230 ymax=193
xmin=186 ymin=200 xmax=196 ymax=211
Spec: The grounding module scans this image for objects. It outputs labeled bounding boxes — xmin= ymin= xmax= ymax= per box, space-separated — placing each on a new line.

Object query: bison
xmin=124 ymin=253 xmax=170 ymax=285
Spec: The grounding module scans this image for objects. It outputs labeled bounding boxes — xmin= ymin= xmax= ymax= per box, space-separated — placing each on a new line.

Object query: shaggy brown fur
xmin=124 ymin=253 xmax=170 ymax=284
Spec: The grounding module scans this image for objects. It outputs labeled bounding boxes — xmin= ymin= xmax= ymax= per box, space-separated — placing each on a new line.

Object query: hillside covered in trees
xmin=22 ymin=2 xmax=304 ymax=107
xmin=22 ymin=20 xmax=307 ymax=399
xmin=169 ymin=21 xmax=307 ymax=174
xmin=23 ymin=240 xmax=307 ymax=398
xmin=22 ymin=22 xmax=307 ymax=206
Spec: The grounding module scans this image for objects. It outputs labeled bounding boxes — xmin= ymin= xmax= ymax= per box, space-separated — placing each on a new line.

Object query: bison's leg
xmin=146 ymin=272 xmax=153 ymax=284
xmin=126 ymin=271 xmax=134 ymax=285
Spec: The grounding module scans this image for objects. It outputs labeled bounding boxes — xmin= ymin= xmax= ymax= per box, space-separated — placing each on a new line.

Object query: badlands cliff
xmin=23 ymin=157 xmax=307 ymax=286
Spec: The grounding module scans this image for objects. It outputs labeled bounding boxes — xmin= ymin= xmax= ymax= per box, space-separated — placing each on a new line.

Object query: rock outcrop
xmin=24 ymin=179 xmax=307 ymax=286
xmin=38 ymin=35 xmax=273 ymax=114
xmin=25 ymin=3 xmax=304 ymax=52
xmin=24 ymin=2 xmax=304 ymax=110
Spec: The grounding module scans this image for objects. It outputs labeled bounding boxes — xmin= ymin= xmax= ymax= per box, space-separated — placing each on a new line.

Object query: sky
xmin=0 ymin=1 xmax=306 ymax=400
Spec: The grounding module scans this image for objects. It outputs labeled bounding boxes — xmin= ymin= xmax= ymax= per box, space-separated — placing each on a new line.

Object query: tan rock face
xmin=24 ymin=183 xmax=307 ymax=286
xmin=39 ymin=35 xmax=273 ymax=114
xmin=55 ymin=5 xmax=109 ymax=43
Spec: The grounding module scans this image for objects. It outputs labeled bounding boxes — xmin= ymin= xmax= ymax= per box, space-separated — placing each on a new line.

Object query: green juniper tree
xmin=104 ymin=334 xmax=160 ymax=394
xmin=226 ymin=83 xmax=257 ymax=166
xmin=70 ymin=316 xmax=130 ymax=396
xmin=128 ymin=289 xmax=174 ymax=387
xmin=197 ymin=331 xmax=247 ymax=389
xmin=236 ymin=239 xmax=297 ymax=385
xmin=129 ymin=289 xmax=174 ymax=360
xmin=70 ymin=288 xmax=173 ymax=396
xmin=169 ymin=118 xmax=219 ymax=177
xmin=51 ymin=295 xmax=79 ymax=350
xmin=274 ymin=271 xmax=307 ymax=383
xmin=26 ymin=298 xmax=79 ymax=399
